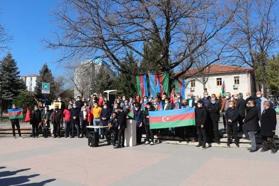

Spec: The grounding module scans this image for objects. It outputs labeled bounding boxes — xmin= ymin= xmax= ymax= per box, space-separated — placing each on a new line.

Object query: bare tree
xmin=227 ymin=0 xmax=278 ymax=95
xmin=48 ymin=0 xmax=239 ymax=77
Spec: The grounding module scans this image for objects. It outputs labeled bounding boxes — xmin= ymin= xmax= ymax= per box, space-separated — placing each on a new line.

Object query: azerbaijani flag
xmin=8 ymin=108 xmax=24 ymax=120
xmin=136 ymin=74 xmax=149 ymax=97
xmin=149 ymin=107 xmax=195 ymax=129
xmin=174 ymin=79 xmax=186 ymax=99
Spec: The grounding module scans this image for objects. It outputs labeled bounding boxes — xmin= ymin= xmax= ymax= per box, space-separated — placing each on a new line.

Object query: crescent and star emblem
xmin=162 ymin=116 xmax=170 ymax=122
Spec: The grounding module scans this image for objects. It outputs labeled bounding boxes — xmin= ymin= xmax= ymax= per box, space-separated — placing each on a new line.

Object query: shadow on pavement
xmin=0 ymin=166 xmax=56 ymax=186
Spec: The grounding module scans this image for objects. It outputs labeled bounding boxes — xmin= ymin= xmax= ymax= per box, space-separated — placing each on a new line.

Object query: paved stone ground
xmin=0 ymin=137 xmax=279 ymax=186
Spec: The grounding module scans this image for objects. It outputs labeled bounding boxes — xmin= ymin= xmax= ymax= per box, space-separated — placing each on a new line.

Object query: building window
xmin=190 ymin=80 xmax=195 ymax=87
xmin=216 ymin=78 xmax=222 ymax=86
xmin=234 ymin=76 xmax=239 ymax=85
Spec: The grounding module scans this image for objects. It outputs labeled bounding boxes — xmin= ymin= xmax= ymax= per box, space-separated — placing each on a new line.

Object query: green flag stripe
xmin=150 ymin=119 xmax=195 ymax=129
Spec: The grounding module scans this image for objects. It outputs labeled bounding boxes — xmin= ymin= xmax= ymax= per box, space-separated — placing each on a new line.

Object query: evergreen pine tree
xmin=35 ymin=64 xmax=57 ymax=102
xmin=0 ymin=53 xmax=25 ymax=101
xmin=140 ymin=36 xmax=162 ymax=74
xmin=95 ymin=65 xmax=115 ymax=93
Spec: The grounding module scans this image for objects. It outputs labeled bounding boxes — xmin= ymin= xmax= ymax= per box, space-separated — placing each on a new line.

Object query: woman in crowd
xmin=195 ymin=100 xmax=207 ymax=148
xmin=260 ymin=101 xmax=277 ymax=153
xmin=225 ymin=101 xmax=239 ymax=147
xmin=207 ymin=94 xmax=220 ymax=144
xmin=134 ymin=103 xmax=144 ymax=145
xmin=63 ymin=105 xmax=71 ymax=138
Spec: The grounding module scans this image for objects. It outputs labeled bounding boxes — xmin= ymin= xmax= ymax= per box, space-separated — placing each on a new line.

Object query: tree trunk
xmin=250 ymin=71 xmax=257 ymax=97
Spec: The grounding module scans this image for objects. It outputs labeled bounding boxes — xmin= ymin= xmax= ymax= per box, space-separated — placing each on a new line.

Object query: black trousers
xmin=65 ymin=121 xmax=71 ymax=137
xmin=196 ymin=126 xmax=207 ymax=146
xmin=32 ymin=123 xmax=39 ymax=137
xmin=211 ymin=117 xmax=219 ymax=143
xmin=144 ymin=124 xmax=154 ymax=142
xmin=71 ymin=119 xmax=80 ymax=137
xmin=81 ymin=120 xmax=88 ymax=137
xmin=227 ymin=123 xmax=239 ymax=145
xmin=136 ymin=126 xmax=143 ymax=144
xmin=117 ymin=129 xmax=125 ymax=147
xmin=53 ymin=122 xmax=61 ymax=137
xmin=11 ymin=119 xmax=21 ymax=137
xmin=238 ymin=116 xmax=244 ymax=132
xmin=222 ymin=113 xmax=227 ymax=130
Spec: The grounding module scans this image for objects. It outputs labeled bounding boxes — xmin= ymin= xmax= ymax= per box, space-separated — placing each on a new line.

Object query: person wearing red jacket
xmin=63 ymin=105 xmax=71 ymax=138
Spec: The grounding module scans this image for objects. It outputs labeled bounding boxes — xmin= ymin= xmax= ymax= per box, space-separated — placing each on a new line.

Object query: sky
xmin=0 ymin=0 xmax=65 ymax=77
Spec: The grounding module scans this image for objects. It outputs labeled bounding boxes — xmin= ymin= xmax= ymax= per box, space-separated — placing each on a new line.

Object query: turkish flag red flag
xmin=24 ymin=108 xmax=31 ymax=122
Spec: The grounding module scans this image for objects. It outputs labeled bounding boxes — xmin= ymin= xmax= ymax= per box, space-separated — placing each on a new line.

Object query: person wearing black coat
xmin=51 ymin=107 xmax=63 ymax=138
xmin=225 ymin=101 xmax=239 ymax=147
xmin=115 ymin=107 xmax=127 ymax=148
xmin=244 ymin=100 xmax=259 ymax=152
xmin=236 ymin=93 xmax=246 ymax=133
xmin=260 ymin=101 xmax=277 ymax=153
xmin=207 ymin=94 xmax=220 ymax=143
xmin=195 ymin=100 xmax=208 ymax=148
xmin=30 ymin=105 xmax=42 ymax=137
xmin=100 ymin=103 xmax=111 ymax=139
xmin=107 ymin=112 xmax=119 ymax=146
xmin=71 ymin=104 xmax=80 ymax=138
xmin=134 ymin=104 xmax=144 ymax=145
xmin=144 ymin=102 xmax=155 ymax=145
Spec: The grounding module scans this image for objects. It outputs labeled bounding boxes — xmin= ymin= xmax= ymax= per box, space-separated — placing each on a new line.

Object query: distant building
xmin=74 ymin=59 xmax=115 ymax=98
xmin=184 ymin=64 xmax=253 ymax=98
xmin=21 ymin=74 xmax=38 ymax=92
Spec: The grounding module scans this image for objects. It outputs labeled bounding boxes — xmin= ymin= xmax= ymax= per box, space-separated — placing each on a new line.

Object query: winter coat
xmin=225 ymin=108 xmax=239 ymax=125
xmin=30 ymin=109 xmax=42 ymax=125
xmin=236 ymin=98 xmax=246 ymax=118
xmin=100 ymin=108 xmax=110 ymax=126
xmin=244 ymin=107 xmax=259 ymax=131
xmin=51 ymin=109 xmax=63 ymax=124
xmin=63 ymin=109 xmax=71 ymax=122
xmin=71 ymin=108 xmax=80 ymax=121
xmin=117 ymin=111 xmax=127 ymax=130
xmin=195 ymin=107 xmax=207 ymax=127
xmin=134 ymin=109 xmax=143 ymax=127
xmin=260 ymin=108 xmax=277 ymax=137
xmin=207 ymin=101 xmax=220 ymax=122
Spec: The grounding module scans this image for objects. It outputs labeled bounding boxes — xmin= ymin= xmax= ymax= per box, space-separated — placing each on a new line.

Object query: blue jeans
xmin=93 ymin=118 xmax=101 ymax=135
xmin=248 ymin=131 xmax=257 ymax=150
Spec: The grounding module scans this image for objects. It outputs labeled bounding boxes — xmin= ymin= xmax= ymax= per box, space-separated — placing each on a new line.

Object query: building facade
xmin=74 ymin=59 xmax=115 ymax=98
xmin=21 ymin=75 xmax=38 ymax=92
xmin=184 ymin=64 xmax=252 ymax=98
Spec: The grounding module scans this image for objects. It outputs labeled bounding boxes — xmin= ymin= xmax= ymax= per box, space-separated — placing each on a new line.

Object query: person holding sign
xmin=8 ymin=104 xmax=22 ymax=138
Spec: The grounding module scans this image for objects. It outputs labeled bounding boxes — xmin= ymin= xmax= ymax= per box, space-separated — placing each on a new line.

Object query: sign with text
xmin=41 ymin=82 xmax=50 ymax=94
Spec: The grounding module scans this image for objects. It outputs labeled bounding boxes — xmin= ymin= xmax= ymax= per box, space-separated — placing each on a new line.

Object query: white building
xmin=21 ymin=75 xmax=38 ymax=92
xmin=184 ymin=64 xmax=253 ymax=98
xmin=74 ymin=59 xmax=115 ymax=98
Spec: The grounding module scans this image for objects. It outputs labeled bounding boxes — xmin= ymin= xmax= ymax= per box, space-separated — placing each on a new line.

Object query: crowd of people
xmin=9 ymin=90 xmax=278 ymax=152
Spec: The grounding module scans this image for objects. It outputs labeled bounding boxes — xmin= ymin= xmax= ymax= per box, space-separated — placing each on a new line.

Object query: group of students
xmin=10 ymin=91 xmax=278 ymax=152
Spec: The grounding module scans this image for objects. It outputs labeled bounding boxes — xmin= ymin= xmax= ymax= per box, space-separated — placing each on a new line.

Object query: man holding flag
xmin=8 ymin=104 xmax=22 ymax=138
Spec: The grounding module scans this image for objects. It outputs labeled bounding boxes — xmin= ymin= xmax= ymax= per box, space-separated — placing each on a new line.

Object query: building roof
xmin=184 ymin=64 xmax=252 ymax=77
xmin=21 ymin=74 xmax=38 ymax=77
